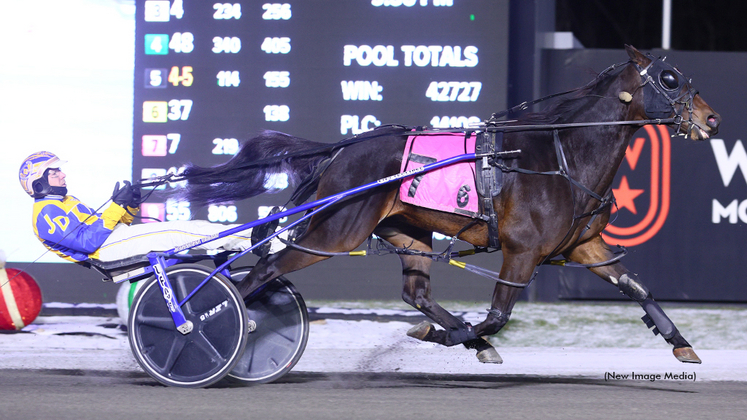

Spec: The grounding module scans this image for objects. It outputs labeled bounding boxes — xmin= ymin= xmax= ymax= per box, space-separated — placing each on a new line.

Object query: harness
xmin=159 ymin=55 xmax=700 ymax=289
xmin=5 ymin=55 xmax=703 ymax=295
xmin=474 ymin=130 xmax=504 ymax=248
xmin=467 ymin=54 xmax=698 ymax=259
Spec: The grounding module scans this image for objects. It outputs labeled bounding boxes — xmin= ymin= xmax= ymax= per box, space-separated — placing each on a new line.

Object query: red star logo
xmin=613 ymin=176 xmax=645 ymax=215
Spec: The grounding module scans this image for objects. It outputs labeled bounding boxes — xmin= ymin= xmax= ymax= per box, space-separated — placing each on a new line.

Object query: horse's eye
xmin=660 ymin=70 xmax=679 ymax=90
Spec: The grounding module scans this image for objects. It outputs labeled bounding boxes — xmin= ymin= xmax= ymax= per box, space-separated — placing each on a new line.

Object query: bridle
xmin=488 ymin=54 xmax=701 ymax=138
xmin=633 ymin=54 xmax=700 ymax=137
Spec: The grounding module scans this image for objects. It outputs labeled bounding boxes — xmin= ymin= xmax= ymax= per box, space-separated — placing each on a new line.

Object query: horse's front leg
xmin=566 ymin=235 xmax=701 ymax=364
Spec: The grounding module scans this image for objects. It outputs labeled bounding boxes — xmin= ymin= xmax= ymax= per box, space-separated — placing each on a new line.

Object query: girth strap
xmin=475 ymin=131 xmax=504 ymax=249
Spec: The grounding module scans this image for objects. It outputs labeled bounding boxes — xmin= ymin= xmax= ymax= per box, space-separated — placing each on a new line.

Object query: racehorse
xmin=180 ymin=46 xmax=720 ymax=364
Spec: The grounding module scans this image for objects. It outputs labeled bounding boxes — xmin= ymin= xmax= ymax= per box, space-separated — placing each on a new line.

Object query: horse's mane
xmin=515 ymin=62 xmax=629 ymax=126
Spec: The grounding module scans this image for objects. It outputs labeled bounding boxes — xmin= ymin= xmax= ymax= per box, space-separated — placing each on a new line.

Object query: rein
xmin=140 ymin=55 xmax=693 ymax=190
xmin=131 ymin=56 xmax=697 ymax=289
xmin=488 ymin=60 xmax=632 ymax=120
xmin=139 ymin=117 xmax=678 ymax=190
xmin=140 ymin=57 xmax=687 ymax=189
xmin=142 ymin=127 xmax=417 ymax=188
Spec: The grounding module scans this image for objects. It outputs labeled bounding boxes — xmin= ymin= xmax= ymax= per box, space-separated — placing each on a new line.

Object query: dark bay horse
xmin=181 ymin=46 xmax=720 ymax=365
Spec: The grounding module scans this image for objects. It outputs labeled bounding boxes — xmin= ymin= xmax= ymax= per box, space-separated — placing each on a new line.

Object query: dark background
xmin=11 ymin=0 xmax=747 ymax=305
xmin=556 ymin=0 xmax=747 ymax=51
xmin=536 ymin=48 xmax=747 ymax=302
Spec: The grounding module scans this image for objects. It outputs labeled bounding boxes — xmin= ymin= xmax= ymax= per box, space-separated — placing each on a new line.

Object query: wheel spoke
xmin=263 ymin=321 xmax=298 ymax=344
xmin=228 ymin=277 xmax=308 ymax=383
xmin=130 ymin=266 xmax=249 ymax=388
xmin=191 ymin=330 xmax=226 ymax=363
xmin=249 ymin=293 xmax=297 ymax=322
xmin=261 ymin=318 xmax=297 ymax=343
xmin=161 ymin=336 xmax=188 ymax=373
xmin=136 ymin=315 xmax=177 ymax=331
xmin=249 ymin=303 xmax=301 ymax=343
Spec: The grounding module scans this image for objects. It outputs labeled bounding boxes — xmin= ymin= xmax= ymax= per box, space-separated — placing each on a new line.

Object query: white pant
xmin=96 ymin=221 xmax=255 ymax=261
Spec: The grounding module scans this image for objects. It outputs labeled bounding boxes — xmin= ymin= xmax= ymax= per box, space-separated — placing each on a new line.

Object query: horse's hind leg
xmin=375 ymin=224 xmax=502 ymax=363
xmin=235 ymin=190 xmax=400 ymax=299
xmin=566 ymin=235 xmax=701 ymax=364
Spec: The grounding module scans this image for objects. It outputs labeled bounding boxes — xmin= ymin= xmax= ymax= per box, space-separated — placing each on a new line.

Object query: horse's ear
xmin=625 ymin=45 xmax=649 ymax=66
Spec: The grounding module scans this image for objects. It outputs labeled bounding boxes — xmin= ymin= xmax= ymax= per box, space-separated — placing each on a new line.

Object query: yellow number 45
xmin=168 ymin=66 xmax=194 ymax=87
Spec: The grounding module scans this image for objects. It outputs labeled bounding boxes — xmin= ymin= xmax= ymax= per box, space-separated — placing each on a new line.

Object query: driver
xmin=20 ymin=151 xmax=262 ymax=262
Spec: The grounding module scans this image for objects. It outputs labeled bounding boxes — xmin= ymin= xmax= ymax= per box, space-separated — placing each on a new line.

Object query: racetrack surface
xmin=2 ymin=301 xmax=747 ymax=380
xmin=2 ymin=302 xmax=747 ymax=419
xmin=2 ymin=369 xmax=747 ymax=420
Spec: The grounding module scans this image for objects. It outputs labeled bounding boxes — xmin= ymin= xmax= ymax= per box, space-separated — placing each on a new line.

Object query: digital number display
xmin=133 ymin=0 xmax=508 ymax=226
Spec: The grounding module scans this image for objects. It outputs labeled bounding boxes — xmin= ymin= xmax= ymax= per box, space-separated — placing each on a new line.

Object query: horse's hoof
xmin=407 ymin=321 xmax=432 ymax=341
xmin=476 ymin=347 xmax=503 ymax=364
xmin=673 ymin=347 xmax=702 ymax=364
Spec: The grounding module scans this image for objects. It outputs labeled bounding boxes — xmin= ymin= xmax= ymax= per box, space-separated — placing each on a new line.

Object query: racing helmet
xmin=19 ymin=151 xmax=67 ymax=198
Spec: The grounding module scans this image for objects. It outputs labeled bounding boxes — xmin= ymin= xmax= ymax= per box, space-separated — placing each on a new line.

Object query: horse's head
xmin=625 ymin=45 xmax=720 ymax=140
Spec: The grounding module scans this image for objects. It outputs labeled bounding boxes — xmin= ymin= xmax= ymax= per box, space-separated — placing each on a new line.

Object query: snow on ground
xmin=307 ymin=300 xmax=747 ymax=350
xmin=1 ymin=301 xmax=747 ymax=382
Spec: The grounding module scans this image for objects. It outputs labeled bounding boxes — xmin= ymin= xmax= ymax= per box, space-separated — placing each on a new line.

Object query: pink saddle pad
xmin=399 ymin=134 xmax=479 ymax=216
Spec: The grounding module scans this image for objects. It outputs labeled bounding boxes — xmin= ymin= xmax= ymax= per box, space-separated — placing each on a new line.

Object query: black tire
xmin=128 ymin=264 xmax=248 ymax=388
xmin=227 ymin=269 xmax=309 ymax=384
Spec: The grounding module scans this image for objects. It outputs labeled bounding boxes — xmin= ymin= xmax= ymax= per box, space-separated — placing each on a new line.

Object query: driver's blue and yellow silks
xmin=32 ymin=195 xmax=137 ymax=263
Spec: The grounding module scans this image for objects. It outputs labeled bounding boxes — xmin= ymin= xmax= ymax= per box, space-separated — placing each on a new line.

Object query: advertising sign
xmin=543 ymin=49 xmax=747 ymax=301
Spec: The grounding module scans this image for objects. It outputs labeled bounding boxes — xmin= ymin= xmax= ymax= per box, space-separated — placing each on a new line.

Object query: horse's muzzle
xmin=686 ymin=95 xmax=720 ymax=140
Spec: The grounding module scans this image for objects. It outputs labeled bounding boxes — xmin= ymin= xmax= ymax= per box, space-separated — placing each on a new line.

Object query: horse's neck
xmin=509 ymin=65 xmax=642 ymax=197
xmin=566 ymin=125 xmax=636 ymax=196
xmin=562 ymin=89 xmax=639 ymax=198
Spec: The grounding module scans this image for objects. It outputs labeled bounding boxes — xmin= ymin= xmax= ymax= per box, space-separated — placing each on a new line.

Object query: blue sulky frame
xmin=118 ymin=149 xmax=497 ymax=335
xmin=116 ymin=120 xmax=630 ymax=335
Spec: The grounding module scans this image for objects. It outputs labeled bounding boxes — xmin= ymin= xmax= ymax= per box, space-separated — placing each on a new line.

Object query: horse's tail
xmin=179 ymin=130 xmax=331 ymax=206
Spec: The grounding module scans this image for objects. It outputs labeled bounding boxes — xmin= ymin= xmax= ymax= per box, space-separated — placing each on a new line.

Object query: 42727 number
xmin=425 ymin=81 xmax=482 ymax=102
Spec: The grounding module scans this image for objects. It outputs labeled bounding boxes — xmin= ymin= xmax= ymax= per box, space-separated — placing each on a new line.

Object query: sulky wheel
xmin=227 ymin=269 xmax=309 ymax=384
xmin=127 ymin=264 xmax=248 ymax=388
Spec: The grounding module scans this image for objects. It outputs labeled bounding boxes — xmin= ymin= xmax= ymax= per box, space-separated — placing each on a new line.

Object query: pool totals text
xmin=133 ymin=0 xmax=507 ymax=225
